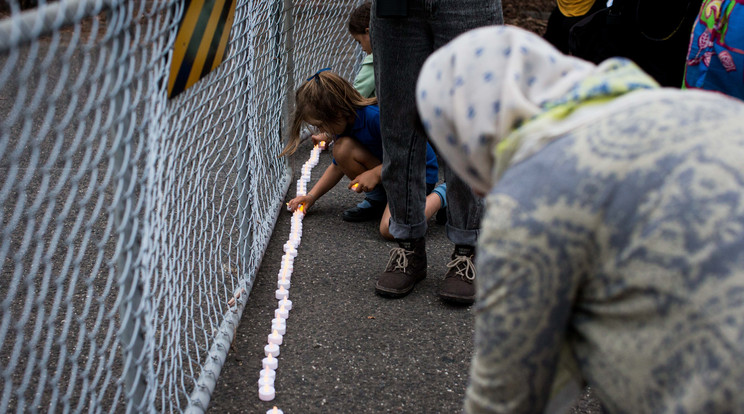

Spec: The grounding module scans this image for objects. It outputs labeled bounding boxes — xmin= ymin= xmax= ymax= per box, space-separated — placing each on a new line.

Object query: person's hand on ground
xmin=287 ymin=194 xmax=316 ymax=212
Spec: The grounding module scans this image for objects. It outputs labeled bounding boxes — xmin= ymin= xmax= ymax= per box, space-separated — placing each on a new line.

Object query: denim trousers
xmin=370 ymin=0 xmax=503 ymax=245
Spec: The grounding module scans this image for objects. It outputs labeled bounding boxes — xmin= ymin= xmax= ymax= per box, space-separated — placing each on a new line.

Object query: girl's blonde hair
xmin=280 ymin=70 xmax=377 ymax=157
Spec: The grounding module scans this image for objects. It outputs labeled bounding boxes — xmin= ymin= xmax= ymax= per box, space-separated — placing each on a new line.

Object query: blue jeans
xmin=370 ymin=0 xmax=502 ymax=245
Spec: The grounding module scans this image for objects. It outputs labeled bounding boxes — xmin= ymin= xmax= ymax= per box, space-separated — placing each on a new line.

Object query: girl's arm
xmin=287 ymin=163 xmax=344 ymax=211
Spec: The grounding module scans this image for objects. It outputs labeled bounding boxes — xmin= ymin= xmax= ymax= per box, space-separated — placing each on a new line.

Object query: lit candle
xmin=260 ymin=367 xmax=276 ymax=380
xmin=258 ymin=384 xmax=275 ymax=401
xmin=266 ymin=406 xmax=284 ymax=414
xmin=271 ymin=317 xmax=286 ymax=335
xmin=262 ymin=353 xmax=278 ymax=370
xmin=259 ymin=373 xmax=275 ymax=387
xmin=268 ymin=329 xmax=283 ymax=345
xmin=278 ymin=298 xmax=292 ymax=310
xmin=264 ymin=342 xmax=280 ymax=357
xmin=351 ymin=183 xmax=359 ymax=190
xmin=319 ymin=140 xmax=327 ymax=150
xmin=275 ymin=304 xmax=288 ymax=319
xmin=277 ymin=278 xmax=290 ymax=290
xmin=272 ymin=322 xmax=286 ymax=335
xmin=277 ymin=268 xmax=292 ymax=281
xmin=275 ymin=286 xmax=288 ymax=300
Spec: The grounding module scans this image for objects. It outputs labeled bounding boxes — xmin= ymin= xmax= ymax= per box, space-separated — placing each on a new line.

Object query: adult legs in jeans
xmin=371 ymin=0 xmax=502 ymax=302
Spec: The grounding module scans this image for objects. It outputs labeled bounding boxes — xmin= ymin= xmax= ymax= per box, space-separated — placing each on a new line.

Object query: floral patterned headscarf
xmin=416 ymin=25 xmax=658 ymax=194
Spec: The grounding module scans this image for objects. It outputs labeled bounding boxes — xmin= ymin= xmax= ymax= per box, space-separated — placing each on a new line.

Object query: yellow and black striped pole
xmin=167 ymin=0 xmax=236 ymax=99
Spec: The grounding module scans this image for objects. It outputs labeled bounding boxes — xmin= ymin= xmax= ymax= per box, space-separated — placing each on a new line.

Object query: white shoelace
xmin=386 ymin=247 xmax=411 ymax=272
xmin=446 ymin=255 xmax=475 ymax=281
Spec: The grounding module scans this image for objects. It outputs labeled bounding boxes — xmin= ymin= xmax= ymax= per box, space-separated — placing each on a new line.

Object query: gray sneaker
xmin=438 ymin=245 xmax=476 ymax=305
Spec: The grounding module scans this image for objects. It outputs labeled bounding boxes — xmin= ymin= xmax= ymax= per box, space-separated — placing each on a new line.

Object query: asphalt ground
xmin=208 ymin=139 xmax=602 ymax=413
xmin=210 ymin=138 xmax=478 ymax=413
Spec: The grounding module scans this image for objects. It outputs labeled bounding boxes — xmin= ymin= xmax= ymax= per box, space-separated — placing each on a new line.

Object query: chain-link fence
xmin=0 ymin=0 xmax=362 ymax=411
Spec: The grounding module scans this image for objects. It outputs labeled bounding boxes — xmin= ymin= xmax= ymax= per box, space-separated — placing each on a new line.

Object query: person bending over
xmin=417 ymin=25 xmax=744 ymax=414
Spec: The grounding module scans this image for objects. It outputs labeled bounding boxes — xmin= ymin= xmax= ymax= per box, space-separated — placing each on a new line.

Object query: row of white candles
xmin=257 ymin=142 xmax=324 ymax=412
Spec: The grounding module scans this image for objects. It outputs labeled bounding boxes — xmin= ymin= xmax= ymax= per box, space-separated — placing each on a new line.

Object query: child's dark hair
xmin=281 ymin=70 xmax=377 ymax=157
xmin=347 ymin=2 xmax=371 ymax=35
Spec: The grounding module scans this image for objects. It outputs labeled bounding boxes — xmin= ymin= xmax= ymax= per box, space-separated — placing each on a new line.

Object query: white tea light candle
xmin=275 ymin=286 xmax=289 ymax=300
xmin=278 ymin=298 xmax=292 ymax=310
xmin=262 ymin=353 xmax=278 ymax=370
xmin=259 ymin=374 xmax=275 ymax=387
xmin=260 ymin=368 xmax=276 ymax=380
xmin=275 ymin=305 xmax=289 ymax=320
xmin=268 ymin=329 xmax=283 ymax=345
xmin=272 ymin=323 xmax=286 ymax=336
xmin=258 ymin=384 xmax=275 ymax=401
xmin=264 ymin=342 xmax=280 ymax=357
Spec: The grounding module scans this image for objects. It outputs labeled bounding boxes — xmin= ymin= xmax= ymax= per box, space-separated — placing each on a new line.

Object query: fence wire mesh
xmin=0 ymin=0 xmax=362 ymax=412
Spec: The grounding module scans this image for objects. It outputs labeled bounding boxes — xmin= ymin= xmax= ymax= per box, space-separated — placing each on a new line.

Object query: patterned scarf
xmin=416 ymin=25 xmax=658 ymax=195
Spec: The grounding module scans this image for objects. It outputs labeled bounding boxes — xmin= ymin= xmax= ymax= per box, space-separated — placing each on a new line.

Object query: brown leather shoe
xmin=438 ymin=245 xmax=476 ymax=305
xmin=375 ymin=238 xmax=427 ymax=298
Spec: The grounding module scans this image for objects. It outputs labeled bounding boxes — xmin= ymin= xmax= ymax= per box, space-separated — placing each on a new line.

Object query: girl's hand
xmin=287 ymin=194 xmax=316 ymax=212
xmin=311 ymin=132 xmax=331 ymax=148
xmin=349 ymin=170 xmax=380 ymax=193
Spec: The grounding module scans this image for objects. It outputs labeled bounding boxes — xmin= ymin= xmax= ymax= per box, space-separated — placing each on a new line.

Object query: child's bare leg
xmin=379 ymin=205 xmax=393 ymax=240
xmin=332 ymin=136 xmax=380 ymax=178
xmin=424 ymin=192 xmax=443 ymax=220
xmin=334 ymin=136 xmax=386 ymax=222
xmin=379 ymin=192 xmax=442 ymax=240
